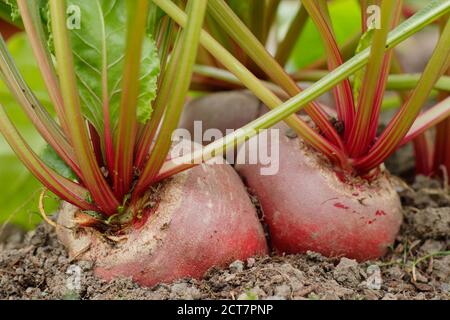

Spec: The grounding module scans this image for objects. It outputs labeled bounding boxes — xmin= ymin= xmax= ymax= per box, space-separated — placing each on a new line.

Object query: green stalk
xmin=390 ymin=50 xmax=432 ymax=175
xmin=154 ymin=0 xmax=347 ymax=165
xmin=205 ymin=13 xmax=234 ymax=53
xmin=354 ymin=18 xmax=450 ymax=173
xmin=0 ymin=36 xmax=81 ymax=178
xmin=16 ymin=0 xmax=71 ymax=139
xmin=194 ymin=65 xmax=450 ymax=94
xmin=400 ymin=97 xmax=450 ymax=146
xmin=49 ymin=0 xmax=119 ymax=215
xmin=158 ymin=0 xmax=450 ymax=177
xmin=263 ymin=0 xmax=281 ymax=44
xmin=302 ymin=0 xmax=356 ymax=133
xmin=208 ymin=0 xmax=344 ymax=150
xmin=113 ymin=0 xmax=150 ymax=198
xmin=249 ymin=0 xmax=266 ymax=43
xmin=347 ymin=0 xmax=398 ymax=157
xmin=383 ymin=74 xmax=450 ymax=91
xmin=0 ymin=102 xmax=96 ymax=211
xmin=96 ymin=0 xmax=115 ymax=179
xmin=134 ymin=0 xmax=207 ymax=197
xmin=360 ymin=0 xmax=379 ymax=32
xmin=433 ymin=17 xmax=450 ymax=174
xmin=135 ymin=26 xmax=183 ymax=169
xmin=295 ymin=70 xmax=450 ymax=92
xmin=135 ymin=18 xmax=177 ymax=152
xmin=360 ymin=0 xmax=369 ymax=32
xmin=156 ymin=17 xmax=176 ymax=74
xmin=192 ymin=64 xmax=285 ymax=93
xmin=275 ymin=5 xmax=308 ymax=66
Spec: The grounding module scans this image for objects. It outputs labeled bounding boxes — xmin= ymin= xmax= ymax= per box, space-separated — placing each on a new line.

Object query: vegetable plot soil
xmin=1 ymin=175 xmax=448 ymax=300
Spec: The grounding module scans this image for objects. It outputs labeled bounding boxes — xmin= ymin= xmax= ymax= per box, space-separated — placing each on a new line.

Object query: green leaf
xmin=1 ymin=0 xmax=20 ymax=22
xmin=289 ymin=0 xmax=361 ymax=69
xmin=227 ymin=0 xmax=251 ymax=27
xmin=66 ymin=0 xmax=160 ymax=133
xmin=352 ymin=28 xmax=375 ymax=103
xmin=41 ymin=145 xmax=77 ymax=180
xmin=147 ymin=2 xmax=166 ymax=36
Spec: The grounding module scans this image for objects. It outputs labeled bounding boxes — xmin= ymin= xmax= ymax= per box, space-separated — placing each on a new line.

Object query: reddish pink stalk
xmin=434 ymin=118 xmax=450 ymax=173
xmin=103 ymin=102 xmax=115 ymax=178
xmin=301 ymin=0 xmax=355 ymax=135
xmin=113 ymin=0 xmax=150 ymax=199
xmin=400 ymin=97 xmax=450 ymax=146
xmin=347 ymin=0 xmax=401 ymax=157
xmin=413 ymin=134 xmax=434 ymax=176
xmin=88 ymin=124 xmax=105 ymax=170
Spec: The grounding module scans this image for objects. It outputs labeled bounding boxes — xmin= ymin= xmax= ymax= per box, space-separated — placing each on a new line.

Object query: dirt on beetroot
xmin=0 ymin=173 xmax=449 ymax=300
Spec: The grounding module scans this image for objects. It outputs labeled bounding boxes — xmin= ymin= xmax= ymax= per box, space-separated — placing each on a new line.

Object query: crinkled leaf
xmin=1 ymin=0 xmax=46 ymax=24
xmin=1 ymin=0 xmax=20 ymax=22
xmin=67 ymin=0 xmax=160 ymax=133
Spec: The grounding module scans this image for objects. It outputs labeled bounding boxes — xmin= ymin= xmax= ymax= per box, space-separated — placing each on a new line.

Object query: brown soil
xmin=0 ymin=176 xmax=448 ymax=300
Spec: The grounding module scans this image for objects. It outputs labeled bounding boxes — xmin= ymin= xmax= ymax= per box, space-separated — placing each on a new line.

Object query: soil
xmin=0 ymin=175 xmax=448 ymax=300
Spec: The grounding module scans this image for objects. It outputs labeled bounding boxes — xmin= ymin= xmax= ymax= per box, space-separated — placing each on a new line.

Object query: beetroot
xmin=57 ymin=161 xmax=268 ymax=287
xmin=236 ymin=124 xmax=403 ymax=261
xmin=179 ymin=92 xmax=403 ymax=261
xmin=179 ymin=91 xmax=263 ymax=139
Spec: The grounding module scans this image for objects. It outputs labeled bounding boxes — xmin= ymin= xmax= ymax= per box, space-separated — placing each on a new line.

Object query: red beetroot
xmin=236 ymin=124 xmax=403 ymax=261
xmin=179 ymin=91 xmax=402 ymax=261
xmin=57 ymin=161 xmax=268 ymax=287
xmin=179 ymin=91 xmax=263 ymax=140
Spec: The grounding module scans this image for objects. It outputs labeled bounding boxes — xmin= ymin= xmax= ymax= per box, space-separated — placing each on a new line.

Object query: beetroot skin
xmin=57 ymin=162 xmax=268 ymax=287
xmin=179 ymin=90 xmax=263 ymax=139
xmin=236 ymin=124 xmax=403 ymax=261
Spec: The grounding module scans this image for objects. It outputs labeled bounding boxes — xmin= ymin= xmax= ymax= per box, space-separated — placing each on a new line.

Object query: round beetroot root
xmin=236 ymin=125 xmax=403 ymax=261
xmin=57 ymin=162 xmax=268 ymax=287
xmin=179 ymin=90 xmax=263 ymax=139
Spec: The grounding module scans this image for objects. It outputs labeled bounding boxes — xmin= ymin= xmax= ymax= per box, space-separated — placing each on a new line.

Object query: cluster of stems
xmin=0 ymin=0 xmax=449 ymax=220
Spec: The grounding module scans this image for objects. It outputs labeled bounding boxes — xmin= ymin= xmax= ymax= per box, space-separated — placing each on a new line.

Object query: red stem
xmin=301 ymin=0 xmax=355 ymax=137
xmin=88 ymin=123 xmax=105 ymax=170
xmin=103 ymin=105 xmax=115 ymax=178
xmin=413 ymin=133 xmax=434 ymax=176
xmin=434 ymin=118 xmax=450 ymax=174
xmin=348 ymin=1 xmax=402 ymax=157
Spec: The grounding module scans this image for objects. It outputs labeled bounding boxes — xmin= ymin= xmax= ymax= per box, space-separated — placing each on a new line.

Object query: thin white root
xmin=440 ymin=165 xmax=449 ymax=193
xmin=69 ymin=243 xmax=91 ymax=263
xmin=105 ymin=235 xmax=129 ymax=242
xmin=38 ymin=189 xmax=58 ymax=228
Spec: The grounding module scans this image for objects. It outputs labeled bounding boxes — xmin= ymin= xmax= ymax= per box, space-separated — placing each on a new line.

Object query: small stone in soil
xmin=333 ymin=258 xmax=361 ymax=286
xmin=246 ymin=257 xmax=256 ymax=268
xmin=365 ymin=265 xmax=383 ymax=290
xmin=229 ymin=260 xmax=244 ymax=273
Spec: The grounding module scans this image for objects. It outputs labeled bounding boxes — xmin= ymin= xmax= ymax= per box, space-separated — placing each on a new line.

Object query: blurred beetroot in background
xmin=0 ymin=19 xmax=20 ymax=40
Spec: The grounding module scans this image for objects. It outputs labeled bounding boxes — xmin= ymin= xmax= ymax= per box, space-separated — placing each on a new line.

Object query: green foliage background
xmin=0 ymin=34 xmax=55 ymax=229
